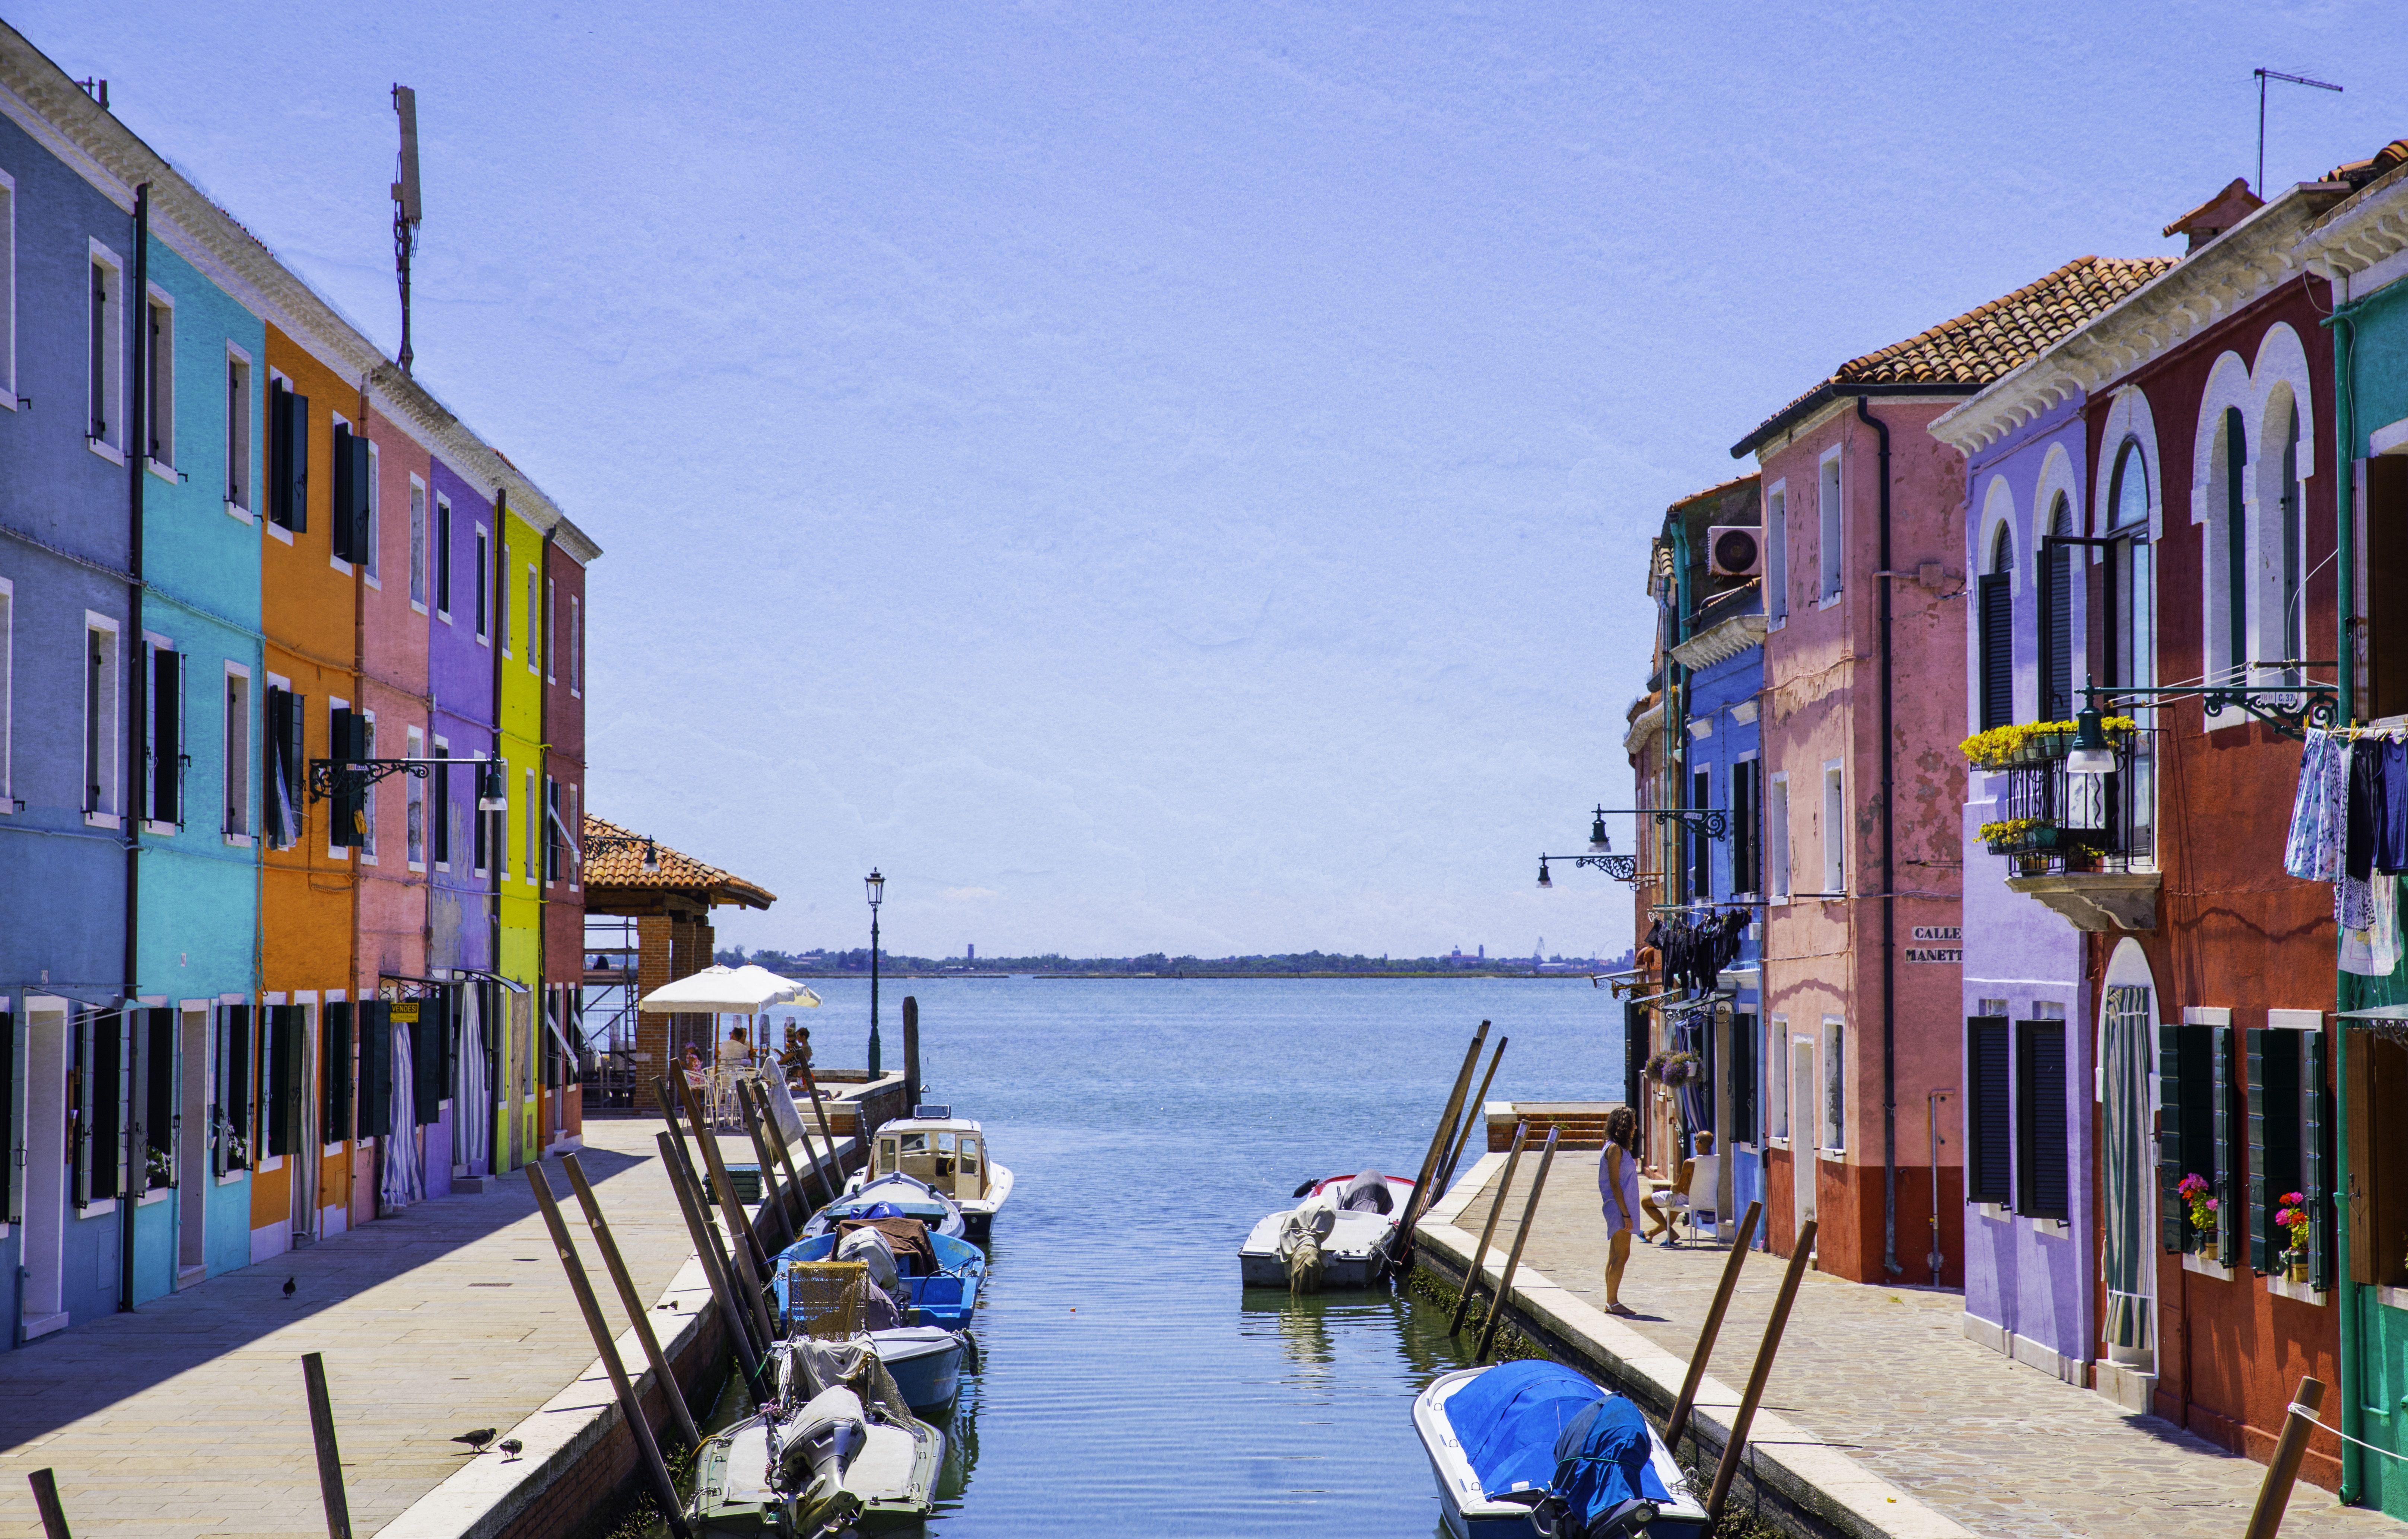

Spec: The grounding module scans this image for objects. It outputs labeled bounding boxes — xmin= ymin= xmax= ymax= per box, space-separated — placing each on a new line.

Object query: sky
xmin=24 ymin=2 xmax=2407 ymax=959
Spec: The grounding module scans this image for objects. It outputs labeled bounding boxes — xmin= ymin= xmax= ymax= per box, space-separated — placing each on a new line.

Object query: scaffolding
xmin=582 ymin=914 xmax=641 ymax=1109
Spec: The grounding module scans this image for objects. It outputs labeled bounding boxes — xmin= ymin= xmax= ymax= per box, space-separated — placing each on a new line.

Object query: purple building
xmin=425 ymin=458 xmax=499 ymax=1191
xmin=1928 ymin=389 xmax=2097 ymax=1387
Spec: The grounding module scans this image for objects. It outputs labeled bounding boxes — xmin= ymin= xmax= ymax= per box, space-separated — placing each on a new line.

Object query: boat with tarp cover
xmin=1238 ymin=1168 xmax=1415 ymax=1289
xmin=1412 ymin=1361 xmax=1708 ymax=1539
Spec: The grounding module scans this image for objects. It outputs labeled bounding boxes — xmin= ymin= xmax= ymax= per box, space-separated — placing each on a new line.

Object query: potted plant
xmin=2178 ymin=1173 xmax=2218 ymax=1252
xmin=1645 ymin=1049 xmax=1702 ymax=1088
xmin=2276 ymin=1192 xmax=2313 ymax=1283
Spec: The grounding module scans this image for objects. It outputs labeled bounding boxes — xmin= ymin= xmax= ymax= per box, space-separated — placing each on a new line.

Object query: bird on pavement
xmin=451 ymin=1428 xmax=497 ymax=1454
xmin=282 ymin=1277 xmax=296 ymax=1299
xmin=498 ymin=1437 xmax=525 ymax=1462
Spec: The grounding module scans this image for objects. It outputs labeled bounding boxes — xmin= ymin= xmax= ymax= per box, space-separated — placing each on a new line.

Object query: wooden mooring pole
xmin=526 ymin=1165 xmax=693 ymax=1539
xmin=1394 ymin=1021 xmax=1492 ymax=1264
xmin=796 ymin=1058 xmax=847 ymax=1197
xmin=27 ymin=1469 xmax=71 ymax=1539
xmin=753 ymin=1076 xmax=830 ymax=1212
xmin=903 ymin=995 xmax=921 ymax=1109
xmin=2242 ymin=1376 xmax=2327 ymax=1539
xmin=563 ymin=1153 xmax=704 ymax=1450
xmin=300 ymin=1352 xmax=354 ymax=1539
xmin=1449 ymin=1120 xmax=1528 ymax=1335
xmin=658 ymin=1131 xmax=769 ymax=1405
xmin=735 ymin=1081 xmax=791 ymax=1248
xmin=1665 ymin=1199 xmax=1762 ymax=1455
xmin=1707 ymin=1217 xmax=1818 ymax=1523
xmin=680 ymin=1073 xmax=774 ymax=1282
xmin=1436 ymin=1035 xmax=1508 ymax=1198
xmin=1475 ymin=1128 xmax=1558 ymax=1364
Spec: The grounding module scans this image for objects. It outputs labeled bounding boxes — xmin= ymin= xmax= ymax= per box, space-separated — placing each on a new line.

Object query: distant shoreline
xmin=761 ymin=970 xmax=1609 ymax=981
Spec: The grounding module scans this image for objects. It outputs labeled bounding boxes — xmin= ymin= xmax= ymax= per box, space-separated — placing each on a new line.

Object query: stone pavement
xmin=0 ymin=1117 xmax=799 ymax=1539
xmin=1448 ymin=1149 xmax=2407 ymax=1539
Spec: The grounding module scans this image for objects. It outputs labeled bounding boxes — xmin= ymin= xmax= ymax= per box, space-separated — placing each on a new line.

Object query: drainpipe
xmin=1671 ymin=519 xmax=1694 ymax=911
xmin=350 ymin=379 xmax=368 ymax=1212
xmin=1856 ymin=395 xmax=1903 ymax=1281
xmin=489 ymin=488 xmax=507 ymax=1171
xmin=119 ymin=184 xmax=150 ymax=1313
xmin=538 ymin=527 xmax=555 ymax=1147
xmin=2330 ymin=302 xmax=2361 ymax=1502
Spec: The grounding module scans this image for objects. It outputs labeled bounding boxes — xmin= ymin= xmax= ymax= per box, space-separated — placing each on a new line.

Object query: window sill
xmin=1766 ymin=1137 xmax=1790 ymax=1151
xmin=322 ymin=1141 xmax=347 ymax=1156
xmin=77 ymin=1198 xmax=119 ymax=1218
xmin=436 ymin=609 xmax=451 ymax=626
xmin=223 ymin=832 xmax=253 ymax=849
xmin=2375 ymin=1285 xmax=2408 ymax=1312
xmin=147 ymin=457 xmax=179 ymax=485
xmin=331 ymin=556 xmax=353 ymax=576
xmin=139 ymin=1188 xmax=170 ymax=1207
xmin=2182 ymin=1252 xmax=2236 ymax=1281
xmin=86 ymin=812 xmax=121 ymax=830
xmin=1820 ymin=1146 xmax=1846 ymax=1162
xmin=88 ymin=437 xmax=127 ymax=466
xmin=1971 ymin=1200 xmax=2008 ymax=1220
xmin=266 ymin=521 xmax=294 ymax=546
xmin=143 ymin=819 xmax=179 ymax=837
xmin=1818 ymin=593 xmax=1842 ymax=610
xmin=1768 ymin=615 xmax=1786 ymax=632
xmin=408 ymin=861 xmax=426 ymax=874
xmin=258 ymin=1155 xmax=282 ymax=1172
xmin=364 ymin=574 xmax=382 ymax=591
xmin=217 ymin=1169 xmax=246 ymax=1185
xmin=2268 ymin=1274 xmax=2329 ymax=1304
xmin=410 ymin=600 xmax=429 ymax=616
xmin=359 ymin=853 xmax=379 ymax=867
xmin=225 ymin=500 xmax=254 ymax=525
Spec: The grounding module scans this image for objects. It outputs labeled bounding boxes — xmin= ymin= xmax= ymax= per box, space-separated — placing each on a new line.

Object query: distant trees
xmin=712 ymin=946 xmax=1622 ymax=976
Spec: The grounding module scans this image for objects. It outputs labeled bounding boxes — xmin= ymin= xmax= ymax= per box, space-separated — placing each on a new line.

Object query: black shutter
xmin=145 ymin=1008 xmax=175 ymax=1186
xmin=2159 ymin=1023 xmax=2186 ymax=1251
xmin=152 ymin=647 xmax=181 ymax=825
xmin=1624 ymin=1004 xmax=1647 ymax=1149
xmin=1 ymin=1011 xmax=15 ymax=1226
xmin=2246 ymin=1031 xmax=2302 ymax=1277
xmin=412 ymin=998 xmax=442 ymax=1126
xmin=330 ymin=424 xmax=356 ymax=561
xmin=330 ymin=708 xmax=366 ymax=848
xmin=2213 ymin=1025 xmax=2237 ymax=1267
xmin=223 ymin=1005 xmax=251 ymax=1172
xmin=2045 ymin=543 xmax=2073 ymax=721
xmin=263 ymin=688 xmax=290 ymax=844
xmin=268 ymin=1006 xmax=296 ymax=1156
xmin=1979 ymin=574 xmax=2014 ymax=730
xmin=1968 ymin=1017 xmax=2011 ymax=1204
xmin=323 ymin=1003 xmax=353 ymax=1142
xmin=358 ymin=1002 xmax=392 ymax=1140
xmin=1732 ymin=1013 xmax=1758 ymax=1144
xmin=93 ymin=1013 xmax=122 ymax=1203
xmin=287 ymin=693 xmax=310 ymax=844
xmin=2307 ymin=1030 xmax=2332 ymax=1290
xmin=432 ymin=755 xmax=450 ymax=865
xmin=2248 ymin=1027 xmax=2269 ymax=1272
xmin=270 ymin=383 xmax=308 ymax=532
xmin=2016 ymin=1022 xmax=2069 ymax=1220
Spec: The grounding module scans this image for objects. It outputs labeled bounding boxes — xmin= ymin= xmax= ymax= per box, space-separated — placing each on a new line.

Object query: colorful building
xmin=0 ymin=21 xmax=598 ymax=1347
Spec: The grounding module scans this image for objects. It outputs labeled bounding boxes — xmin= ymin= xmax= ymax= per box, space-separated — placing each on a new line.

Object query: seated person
xmin=718 ymin=1026 xmax=755 ymax=1069
xmin=1641 ymin=1132 xmax=1713 ymax=1244
xmin=681 ymin=1044 xmax=706 ymax=1088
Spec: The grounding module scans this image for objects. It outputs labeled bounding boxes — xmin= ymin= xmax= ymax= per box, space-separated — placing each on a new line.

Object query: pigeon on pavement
xmin=498 ymin=1437 xmax=525 ymax=1462
xmin=451 ymin=1428 xmax=497 ymax=1454
xmin=282 ymin=1277 xmax=296 ymax=1298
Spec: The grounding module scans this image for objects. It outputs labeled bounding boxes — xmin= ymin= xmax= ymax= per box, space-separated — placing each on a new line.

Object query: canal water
xmin=785 ymin=975 xmax=1623 ymax=1536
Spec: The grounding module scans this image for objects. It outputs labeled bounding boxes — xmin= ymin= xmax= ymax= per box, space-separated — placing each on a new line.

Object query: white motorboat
xmin=1412 ymin=1362 xmax=1708 ymax=1539
xmin=805 ymin=1170 xmax=966 ymax=1239
xmin=851 ymin=1106 xmax=1014 ymax=1243
xmin=690 ymin=1385 xmax=943 ymax=1536
xmin=1237 ymin=1169 xmax=1414 ymax=1290
xmin=867 ymin=1324 xmax=973 ymax=1413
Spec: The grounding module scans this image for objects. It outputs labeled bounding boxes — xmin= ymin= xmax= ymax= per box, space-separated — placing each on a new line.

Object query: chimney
xmin=2163 ymin=177 xmax=2266 ymax=254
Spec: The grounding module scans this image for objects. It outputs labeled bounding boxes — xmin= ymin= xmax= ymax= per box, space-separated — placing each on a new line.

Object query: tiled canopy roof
xmin=1735 ymin=255 xmax=2176 ymax=456
xmin=582 ymin=814 xmax=776 ymax=909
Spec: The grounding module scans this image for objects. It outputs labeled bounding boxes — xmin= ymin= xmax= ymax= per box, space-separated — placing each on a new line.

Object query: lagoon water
xmin=783 ymin=975 xmax=1623 ymax=1536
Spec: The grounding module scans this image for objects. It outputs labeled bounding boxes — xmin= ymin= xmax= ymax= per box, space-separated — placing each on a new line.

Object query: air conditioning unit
xmin=1707 ymin=525 xmax=1762 ymax=578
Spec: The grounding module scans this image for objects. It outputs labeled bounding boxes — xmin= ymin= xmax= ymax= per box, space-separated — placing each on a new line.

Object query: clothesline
xmin=2286 ymin=727 xmax=2402 ymax=976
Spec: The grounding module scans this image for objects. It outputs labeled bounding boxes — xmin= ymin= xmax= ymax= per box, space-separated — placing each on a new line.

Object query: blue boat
xmin=1411 ymin=1361 xmax=1709 ymax=1538
xmin=801 ymin=1172 xmax=966 ymax=1239
xmin=774 ymin=1229 xmax=987 ymax=1331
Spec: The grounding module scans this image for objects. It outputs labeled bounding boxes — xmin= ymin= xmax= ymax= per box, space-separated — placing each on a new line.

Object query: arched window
xmin=2278 ymin=400 xmax=2303 ymax=682
xmin=2211 ymin=405 xmax=2248 ymax=683
xmin=2107 ymin=440 xmax=2152 ymax=692
xmin=2041 ymin=495 xmax=2074 ymax=721
xmin=1979 ymin=523 xmax=2015 ymax=730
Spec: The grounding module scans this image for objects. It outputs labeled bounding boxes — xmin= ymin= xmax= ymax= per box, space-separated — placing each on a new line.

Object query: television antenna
xmin=2255 ymin=68 xmax=2341 ymax=198
xmin=391 ymin=85 xmax=424 ymax=373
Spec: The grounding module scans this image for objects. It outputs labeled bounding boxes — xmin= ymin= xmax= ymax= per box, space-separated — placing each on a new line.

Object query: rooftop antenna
xmin=2255 ymin=68 xmax=2342 ymax=198
xmin=391 ymin=84 xmax=424 ymax=373
xmin=75 ymin=77 xmax=108 ymax=109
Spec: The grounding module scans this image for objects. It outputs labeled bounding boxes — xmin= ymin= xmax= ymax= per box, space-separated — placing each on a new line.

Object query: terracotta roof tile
xmin=582 ymin=814 xmax=776 ymax=909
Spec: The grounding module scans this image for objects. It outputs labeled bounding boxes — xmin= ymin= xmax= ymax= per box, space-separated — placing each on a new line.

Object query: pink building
xmin=1731 ymin=259 xmax=2166 ymax=1282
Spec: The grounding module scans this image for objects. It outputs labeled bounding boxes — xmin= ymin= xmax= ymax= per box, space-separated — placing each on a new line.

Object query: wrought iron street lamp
xmin=584 ymin=831 xmax=661 ymax=873
xmin=1538 ymin=804 xmax=1723 ymax=888
xmin=866 ymin=869 xmax=885 ymax=1078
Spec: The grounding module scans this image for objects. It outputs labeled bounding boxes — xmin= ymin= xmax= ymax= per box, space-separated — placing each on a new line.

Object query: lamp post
xmin=865 ymin=869 xmax=885 ymax=1078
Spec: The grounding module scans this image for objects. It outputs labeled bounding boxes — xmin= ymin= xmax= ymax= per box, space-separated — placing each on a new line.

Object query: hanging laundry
xmin=2342 ymin=875 xmax=2402 ymax=977
xmin=2285 ymin=728 xmax=2344 ymax=882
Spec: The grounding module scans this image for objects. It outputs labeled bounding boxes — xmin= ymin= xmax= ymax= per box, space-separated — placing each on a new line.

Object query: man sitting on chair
xmin=1642 ymin=1132 xmax=1713 ymax=1246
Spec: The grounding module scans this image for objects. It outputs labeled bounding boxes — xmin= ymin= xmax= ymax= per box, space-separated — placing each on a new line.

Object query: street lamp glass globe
xmin=865 ymin=869 xmax=885 ymax=909
xmin=1590 ymin=810 xmax=1611 ymax=853
xmin=1537 ymin=857 xmax=1552 ymax=889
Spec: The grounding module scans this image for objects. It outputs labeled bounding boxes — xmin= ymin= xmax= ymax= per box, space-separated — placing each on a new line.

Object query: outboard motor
xmin=774 ymin=1402 xmax=868 ymax=1536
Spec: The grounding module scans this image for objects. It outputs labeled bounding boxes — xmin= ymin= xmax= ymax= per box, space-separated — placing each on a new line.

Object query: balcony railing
xmin=1981 ymin=728 xmax=2158 ymax=877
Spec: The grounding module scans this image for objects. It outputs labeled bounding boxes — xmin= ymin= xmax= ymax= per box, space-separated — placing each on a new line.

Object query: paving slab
xmin=0 ymin=1117 xmax=802 ymax=1539
xmin=1442 ymin=1149 xmax=2407 ymax=1539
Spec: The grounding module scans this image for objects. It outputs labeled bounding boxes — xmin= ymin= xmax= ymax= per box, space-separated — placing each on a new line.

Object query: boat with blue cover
xmin=802 ymin=1172 xmax=967 ymax=1239
xmin=774 ymin=1229 xmax=987 ymax=1331
xmin=1412 ymin=1361 xmax=1708 ymax=1538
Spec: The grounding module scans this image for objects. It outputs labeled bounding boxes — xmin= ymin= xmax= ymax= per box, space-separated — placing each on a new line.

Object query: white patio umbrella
xmin=639 ymin=966 xmax=820 ymax=1089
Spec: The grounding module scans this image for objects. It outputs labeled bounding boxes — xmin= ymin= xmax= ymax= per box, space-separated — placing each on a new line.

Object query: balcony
xmin=1973 ymin=725 xmax=2161 ymax=931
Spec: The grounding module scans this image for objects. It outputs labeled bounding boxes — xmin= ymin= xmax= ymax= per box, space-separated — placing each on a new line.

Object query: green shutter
xmin=2307 ymin=1030 xmax=2332 ymax=1290
xmin=2248 ymin=1028 xmax=2269 ymax=1273
xmin=358 ymin=1002 xmax=390 ymax=1141
xmin=2159 ymin=1023 xmax=2186 ymax=1251
xmin=323 ymin=1003 xmax=353 ymax=1142
xmin=2214 ymin=1026 xmax=2237 ymax=1268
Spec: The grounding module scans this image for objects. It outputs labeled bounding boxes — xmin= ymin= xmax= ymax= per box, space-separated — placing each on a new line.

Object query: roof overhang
xmin=1731 ymin=382 xmax=1977 ymax=462
xmin=1671 ymin=611 xmax=1768 ymax=671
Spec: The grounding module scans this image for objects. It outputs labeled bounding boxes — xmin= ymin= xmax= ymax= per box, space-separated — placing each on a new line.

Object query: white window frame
xmin=408 ymin=477 xmax=429 ymax=613
xmin=1767 ymin=1013 xmax=1790 ymax=1144
xmin=433 ymin=493 xmax=452 ymax=623
xmin=84 ymin=611 xmax=122 ymax=826
xmin=358 ymin=709 xmax=378 ymax=863
xmin=222 ymin=662 xmax=251 ymax=845
xmin=1821 ymin=761 xmax=1845 ymax=896
xmin=471 ymin=748 xmax=492 ymax=880
xmin=328 ymin=412 xmax=355 ymax=576
xmin=1818 ymin=445 xmax=1844 ymax=604
xmin=475 ymin=525 xmax=492 ymax=646
xmin=545 ymin=575 xmax=557 ymax=684
xmin=141 ymin=628 xmax=181 ymax=835
xmin=569 ymin=593 xmax=582 ymax=697
xmin=1822 ymin=1016 xmax=1847 ymax=1156
xmin=567 ymin=781 xmax=580 ymax=891
xmin=432 ymin=733 xmax=451 ymax=872
xmin=224 ymin=342 xmax=254 ymax=522
xmin=1765 ymin=480 xmax=1788 ymax=626
xmin=405 ymin=725 xmax=426 ymax=870
xmin=0 ymin=166 xmax=16 ymax=411
xmin=143 ymin=283 xmax=175 ymax=478
xmin=1766 ymin=771 xmax=1790 ymax=901
xmin=88 ymin=240 xmax=127 ymax=464
xmin=362 ymin=438 xmax=382 ymax=587
xmin=262 ymin=370 xmax=294 ymax=546
xmin=523 ymin=766 xmax=537 ymax=884
xmin=525 ymin=563 xmax=540 ymax=675
xmin=0 ymin=576 xmax=12 ymax=811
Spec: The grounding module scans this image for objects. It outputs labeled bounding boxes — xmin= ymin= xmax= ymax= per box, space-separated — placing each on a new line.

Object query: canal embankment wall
xmin=1413 ymin=1153 xmax=1977 ymax=1539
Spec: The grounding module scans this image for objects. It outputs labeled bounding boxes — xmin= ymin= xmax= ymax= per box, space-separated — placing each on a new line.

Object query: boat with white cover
xmin=849 ymin=1106 xmax=1014 ymax=1243
xmin=803 ymin=1171 xmax=966 ymax=1239
xmin=1412 ymin=1361 xmax=1708 ymax=1539
xmin=1237 ymin=1169 xmax=1414 ymax=1290
xmin=863 ymin=1324 xmax=972 ymax=1413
